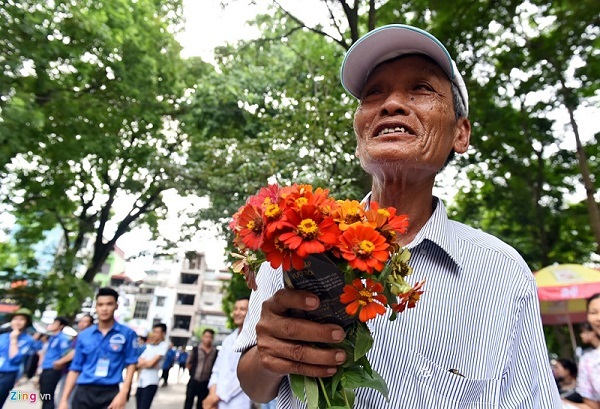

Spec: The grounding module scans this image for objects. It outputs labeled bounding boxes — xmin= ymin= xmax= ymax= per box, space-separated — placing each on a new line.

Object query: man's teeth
xmin=377 ymin=127 xmax=406 ymax=136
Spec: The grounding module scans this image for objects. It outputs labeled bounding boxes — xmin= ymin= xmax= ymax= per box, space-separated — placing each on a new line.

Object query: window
xmin=156 ymin=296 xmax=166 ymax=306
xmin=133 ymin=301 xmax=150 ymax=319
xmin=180 ymin=273 xmax=199 ymax=285
xmin=173 ymin=315 xmax=191 ymax=331
xmin=176 ymin=293 xmax=195 ymax=306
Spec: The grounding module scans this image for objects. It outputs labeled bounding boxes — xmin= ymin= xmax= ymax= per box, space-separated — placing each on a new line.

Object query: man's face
xmin=47 ymin=320 xmax=61 ymax=333
xmin=232 ymin=299 xmax=249 ymax=327
xmin=353 ymin=55 xmax=470 ymax=180
xmin=152 ymin=327 xmax=165 ymax=343
xmin=95 ymin=295 xmax=118 ymax=321
xmin=201 ymin=331 xmax=214 ymax=347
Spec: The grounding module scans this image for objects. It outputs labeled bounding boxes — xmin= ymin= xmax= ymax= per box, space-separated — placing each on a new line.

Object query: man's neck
xmin=97 ymin=318 xmax=115 ymax=334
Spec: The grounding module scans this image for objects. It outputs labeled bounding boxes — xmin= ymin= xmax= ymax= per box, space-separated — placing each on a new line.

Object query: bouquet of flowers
xmin=230 ymin=184 xmax=425 ymax=409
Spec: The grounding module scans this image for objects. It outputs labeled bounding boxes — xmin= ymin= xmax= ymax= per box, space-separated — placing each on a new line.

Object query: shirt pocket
xmin=402 ymin=353 xmax=500 ymax=408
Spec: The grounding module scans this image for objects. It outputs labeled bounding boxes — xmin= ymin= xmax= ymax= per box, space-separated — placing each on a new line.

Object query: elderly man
xmin=234 ymin=24 xmax=561 ymax=408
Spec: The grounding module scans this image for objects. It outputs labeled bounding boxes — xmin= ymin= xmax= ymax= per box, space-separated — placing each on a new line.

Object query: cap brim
xmin=340 ymin=24 xmax=468 ymax=114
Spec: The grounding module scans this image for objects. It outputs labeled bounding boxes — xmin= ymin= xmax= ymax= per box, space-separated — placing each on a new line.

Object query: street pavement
xmin=4 ymin=366 xmax=190 ymax=409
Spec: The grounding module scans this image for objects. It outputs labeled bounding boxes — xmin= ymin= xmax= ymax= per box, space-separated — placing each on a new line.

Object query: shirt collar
xmin=362 ymin=192 xmax=462 ymax=270
xmin=91 ymin=320 xmax=123 ymax=335
xmin=409 ymin=197 xmax=462 ymax=270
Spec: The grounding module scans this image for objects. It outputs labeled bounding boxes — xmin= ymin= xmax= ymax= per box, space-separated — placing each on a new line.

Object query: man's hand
xmin=9 ymin=329 xmax=20 ymax=341
xmin=107 ymin=390 xmax=128 ymax=409
xmin=254 ymin=288 xmax=347 ymax=379
xmin=201 ymin=392 xmax=219 ymax=409
xmin=53 ymin=361 xmax=65 ymax=370
xmin=57 ymin=401 xmax=69 ymax=409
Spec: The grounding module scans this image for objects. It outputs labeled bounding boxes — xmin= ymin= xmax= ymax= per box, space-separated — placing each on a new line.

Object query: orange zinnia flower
xmin=332 ymin=200 xmax=365 ymax=231
xmin=237 ymin=204 xmax=264 ymax=250
xmin=364 ymin=202 xmax=409 ymax=243
xmin=338 ymin=224 xmax=389 ymax=274
xmin=392 ymin=280 xmax=425 ymax=313
xmin=340 ymin=278 xmax=387 ymax=322
xmin=279 ymin=204 xmax=340 ymax=258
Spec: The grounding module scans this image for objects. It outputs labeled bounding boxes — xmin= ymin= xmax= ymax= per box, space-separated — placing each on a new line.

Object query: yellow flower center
xmin=358 ymin=240 xmax=375 ymax=255
xmin=359 ymin=290 xmax=374 ymax=303
xmin=298 ymin=219 xmax=318 ymax=238
xmin=296 ymin=197 xmax=308 ymax=207
xmin=377 ymin=208 xmax=390 ymax=218
xmin=247 ymin=221 xmax=255 ymax=230
xmin=264 ymin=203 xmax=281 ymax=219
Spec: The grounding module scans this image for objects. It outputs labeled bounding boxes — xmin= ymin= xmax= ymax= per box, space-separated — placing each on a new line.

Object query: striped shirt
xmin=235 ymin=198 xmax=561 ymax=408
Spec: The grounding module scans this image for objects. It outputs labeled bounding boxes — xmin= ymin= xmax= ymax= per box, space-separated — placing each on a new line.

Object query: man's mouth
xmin=374 ymin=125 xmax=415 ymax=137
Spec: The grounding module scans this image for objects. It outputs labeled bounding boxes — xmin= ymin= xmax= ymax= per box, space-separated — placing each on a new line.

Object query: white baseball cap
xmin=340 ymin=24 xmax=469 ymax=115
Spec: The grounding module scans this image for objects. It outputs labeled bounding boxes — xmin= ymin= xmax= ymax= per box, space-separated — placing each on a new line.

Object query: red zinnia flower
xmin=279 ymin=204 xmax=340 ymax=258
xmin=261 ymin=235 xmax=305 ymax=271
xmin=237 ymin=204 xmax=264 ymax=250
xmin=392 ymin=280 xmax=425 ymax=313
xmin=338 ymin=224 xmax=389 ymax=274
xmin=340 ymin=278 xmax=387 ymax=322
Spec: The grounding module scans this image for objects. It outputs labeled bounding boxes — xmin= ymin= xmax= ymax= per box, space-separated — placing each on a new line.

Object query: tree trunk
xmin=566 ymin=103 xmax=600 ymax=253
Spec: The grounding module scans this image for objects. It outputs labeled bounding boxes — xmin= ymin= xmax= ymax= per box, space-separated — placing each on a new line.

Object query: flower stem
xmin=343 ymin=387 xmax=351 ymax=408
xmin=318 ymin=378 xmax=332 ymax=408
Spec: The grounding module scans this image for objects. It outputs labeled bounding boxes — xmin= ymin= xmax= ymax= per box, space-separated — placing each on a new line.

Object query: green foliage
xmin=0 ymin=0 xmax=204 ymax=314
xmin=221 ymin=273 xmax=251 ymax=329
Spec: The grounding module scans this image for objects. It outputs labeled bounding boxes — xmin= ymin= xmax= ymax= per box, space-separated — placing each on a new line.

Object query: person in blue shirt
xmin=0 ymin=307 xmax=34 ymax=407
xmin=39 ymin=316 xmax=71 ymax=409
xmin=160 ymin=343 xmax=176 ymax=387
xmin=177 ymin=348 xmax=189 ymax=380
xmin=57 ymin=287 xmax=138 ymax=409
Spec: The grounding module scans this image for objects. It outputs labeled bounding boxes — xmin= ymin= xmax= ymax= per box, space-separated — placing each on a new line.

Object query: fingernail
xmin=306 ymin=297 xmax=318 ymax=308
xmin=335 ymin=352 xmax=346 ymax=363
xmin=332 ymin=329 xmax=344 ymax=341
xmin=327 ymin=367 xmax=337 ymax=375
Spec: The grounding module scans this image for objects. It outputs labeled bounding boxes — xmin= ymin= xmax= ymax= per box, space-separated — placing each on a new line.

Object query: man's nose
xmin=380 ymin=91 xmax=410 ymax=116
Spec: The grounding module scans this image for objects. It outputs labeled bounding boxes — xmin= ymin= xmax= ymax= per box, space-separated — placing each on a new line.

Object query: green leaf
xmin=354 ymin=323 xmax=373 ymax=362
xmin=304 ymin=376 xmax=319 ymax=409
xmin=340 ymin=367 xmax=365 ymax=389
xmin=360 ymin=369 xmax=389 ymax=400
xmin=289 ymin=374 xmax=305 ymax=401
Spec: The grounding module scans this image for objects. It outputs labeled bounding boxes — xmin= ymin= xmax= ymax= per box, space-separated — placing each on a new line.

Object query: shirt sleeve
xmin=498 ymin=280 xmax=562 ymax=408
xmin=576 ymin=350 xmax=600 ymax=401
xmin=69 ymin=336 xmax=84 ymax=373
xmin=211 ymin=333 xmax=244 ymax=403
xmin=234 ymin=262 xmax=284 ymax=353
xmin=125 ymin=329 xmax=139 ymax=365
xmin=157 ymin=342 xmax=169 ymax=356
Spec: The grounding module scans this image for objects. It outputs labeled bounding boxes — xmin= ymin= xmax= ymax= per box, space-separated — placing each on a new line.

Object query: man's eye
xmin=414 ymin=84 xmax=433 ymax=91
xmin=363 ymin=87 xmax=381 ymax=96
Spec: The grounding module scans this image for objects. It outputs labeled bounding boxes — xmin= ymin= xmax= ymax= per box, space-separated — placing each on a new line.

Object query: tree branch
xmin=273 ymin=0 xmax=349 ymax=50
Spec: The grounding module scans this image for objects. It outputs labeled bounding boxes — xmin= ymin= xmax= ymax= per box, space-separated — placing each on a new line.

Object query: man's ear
xmin=453 ymin=117 xmax=471 ymax=154
xmin=355 ymin=147 xmax=359 ymax=158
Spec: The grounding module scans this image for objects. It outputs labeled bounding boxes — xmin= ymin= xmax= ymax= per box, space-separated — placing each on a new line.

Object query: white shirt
xmin=208 ymin=329 xmax=252 ymax=409
xmin=138 ymin=340 xmax=169 ymax=388
xmin=235 ymin=198 xmax=561 ymax=408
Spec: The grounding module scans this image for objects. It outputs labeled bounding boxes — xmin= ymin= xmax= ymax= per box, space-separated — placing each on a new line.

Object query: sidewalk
xmin=4 ymin=367 xmax=190 ymax=409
